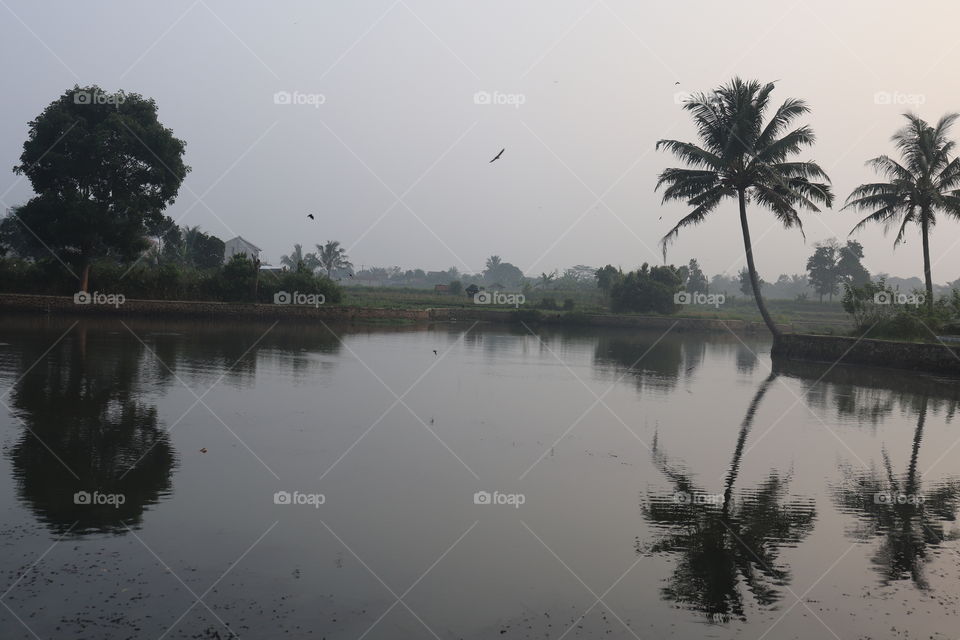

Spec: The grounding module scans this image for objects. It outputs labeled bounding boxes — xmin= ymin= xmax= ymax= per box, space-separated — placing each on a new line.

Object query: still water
xmin=1 ymin=316 xmax=959 ymax=639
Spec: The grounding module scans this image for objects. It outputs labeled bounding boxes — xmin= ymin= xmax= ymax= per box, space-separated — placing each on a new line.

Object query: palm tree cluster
xmin=280 ymin=240 xmax=353 ymax=278
xmin=658 ymin=77 xmax=960 ymax=334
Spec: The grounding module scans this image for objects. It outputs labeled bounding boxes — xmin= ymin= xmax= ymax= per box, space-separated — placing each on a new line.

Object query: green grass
xmin=339 ymin=286 xmax=855 ymax=331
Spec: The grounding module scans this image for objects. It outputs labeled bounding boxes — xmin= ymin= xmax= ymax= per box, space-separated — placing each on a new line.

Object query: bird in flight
xmin=490 ymin=148 xmax=505 ymax=163
xmin=307 ymin=213 xmax=315 ymax=220
xmin=433 ymin=349 xmax=438 ymax=356
xmin=674 ymin=81 xmax=680 ymax=85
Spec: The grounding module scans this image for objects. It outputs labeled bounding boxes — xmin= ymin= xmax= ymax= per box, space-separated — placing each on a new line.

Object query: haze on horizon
xmin=2 ymin=0 xmax=959 ymax=283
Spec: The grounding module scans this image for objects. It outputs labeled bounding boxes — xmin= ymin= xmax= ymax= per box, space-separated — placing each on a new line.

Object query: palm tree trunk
xmin=921 ymin=212 xmax=934 ymax=311
xmin=737 ymin=190 xmax=780 ymax=337
xmin=80 ymin=262 xmax=91 ymax=293
xmin=722 ymin=372 xmax=777 ymax=517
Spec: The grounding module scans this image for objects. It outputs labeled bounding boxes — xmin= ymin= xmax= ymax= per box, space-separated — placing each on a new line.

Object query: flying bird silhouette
xmin=490 ymin=148 xmax=505 ymax=163
xmin=307 ymin=214 xmax=314 ymax=220
xmin=674 ymin=81 xmax=680 ymax=85
xmin=433 ymin=349 xmax=438 ymax=356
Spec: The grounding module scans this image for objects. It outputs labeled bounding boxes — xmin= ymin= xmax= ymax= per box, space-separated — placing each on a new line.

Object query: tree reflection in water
xmin=641 ymin=373 xmax=816 ymax=622
xmin=6 ymin=325 xmax=175 ymax=535
xmin=831 ymin=395 xmax=960 ymax=589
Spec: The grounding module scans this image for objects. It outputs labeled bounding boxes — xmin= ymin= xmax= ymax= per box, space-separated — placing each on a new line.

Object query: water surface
xmin=2 ymin=317 xmax=959 ymax=639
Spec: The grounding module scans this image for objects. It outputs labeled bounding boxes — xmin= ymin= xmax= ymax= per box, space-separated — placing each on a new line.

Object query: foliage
xmin=656 ymin=77 xmax=833 ymax=335
xmin=686 ymin=259 xmax=708 ymax=294
xmin=1 ymin=86 xmax=189 ymax=290
xmin=483 ymin=255 xmax=524 ymax=287
xmin=844 ymin=113 xmax=960 ymax=308
xmin=806 ymin=239 xmax=871 ymax=302
xmin=841 ymin=279 xmax=954 ymax=339
xmin=595 ymin=264 xmax=622 ymax=293
xmin=448 ymin=280 xmax=463 ymax=296
xmin=609 ymin=263 xmax=683 ymax=314
xmin=315 ymin=240 xmax=352 ymax=277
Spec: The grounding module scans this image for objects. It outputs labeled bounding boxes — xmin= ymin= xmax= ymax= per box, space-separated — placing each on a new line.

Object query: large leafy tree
xmin=656 ymin=78 xmax=833 ymax=336
xmin=845 ymin=113 xmax=960 ymax=310
xmin=2 ymin=86 xmax=189 ymax=291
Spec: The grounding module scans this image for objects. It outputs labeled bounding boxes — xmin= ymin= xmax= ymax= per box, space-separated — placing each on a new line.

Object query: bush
xmin=562 ymin=298 xmax=575 ymax=311
xmin=0 ymin=255 xmax=344 ymax=304
xmin=609 ymin=264 xmax=682 ymax=314
xmin=538 ymin=297 xmax=558 ymax=310
xmin=842 ymin=279 xmax=953 ymax=340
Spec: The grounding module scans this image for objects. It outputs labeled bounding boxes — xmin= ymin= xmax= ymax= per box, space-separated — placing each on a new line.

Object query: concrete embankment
xmin=772 ymin=332 xmax=960 ymax=376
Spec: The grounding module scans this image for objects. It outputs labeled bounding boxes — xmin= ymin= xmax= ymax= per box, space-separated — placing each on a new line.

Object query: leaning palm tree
xmin=844 ymin=113 xmax=960 ymax=310
xmin=656 ymin=78 xmax=834 ymax=337
xmin=315 ymin=240 xmax=352 ymax=278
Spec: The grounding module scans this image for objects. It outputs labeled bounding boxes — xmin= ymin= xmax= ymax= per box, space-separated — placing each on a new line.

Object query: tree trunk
xmin=921 ymin=212 xmax=934 ymax=311
xmin=80 ymin=262 xmax=91 ymax=293
xmin=722 ymin=372 xmax=777 ymax=517
xmin=738 ymin=190 xmax=780 ymax=337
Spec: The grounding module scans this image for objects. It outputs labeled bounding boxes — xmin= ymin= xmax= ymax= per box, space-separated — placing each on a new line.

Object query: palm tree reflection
xmin=831 ymin=395 xmax=960 ymax=589
xmin=641 ymin=373 xmax=816 ymax=622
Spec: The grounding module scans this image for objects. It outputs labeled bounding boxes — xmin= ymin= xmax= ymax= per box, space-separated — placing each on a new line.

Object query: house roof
xmin=227 ymin=236 xmax=261 ymax=251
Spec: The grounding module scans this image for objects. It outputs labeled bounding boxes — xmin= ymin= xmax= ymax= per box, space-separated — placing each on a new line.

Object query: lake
xmin=2 ymin=316 xmax=959 ymax=639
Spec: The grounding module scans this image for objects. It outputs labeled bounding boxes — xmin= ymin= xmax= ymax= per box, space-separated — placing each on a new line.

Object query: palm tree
xmin=656 ymin=78 xmax=834 ymax=337
xmin=315 ymin=240 xmax=352 ymax=278
xmin=844 ymin=113 xmax=960 ymax=310
xmin=537 ymin=270 xmax=557 ymax=290
xmin=280 ymin=243 xmax=319 ymax=272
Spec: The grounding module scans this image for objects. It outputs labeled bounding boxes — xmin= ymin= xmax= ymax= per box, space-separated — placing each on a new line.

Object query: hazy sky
xmin=2 ymin=1 xmax=960 ymax=282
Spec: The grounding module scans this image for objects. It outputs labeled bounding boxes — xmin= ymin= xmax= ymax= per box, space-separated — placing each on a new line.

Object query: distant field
xmin=340 ymin=286 xmax=854 ymax=332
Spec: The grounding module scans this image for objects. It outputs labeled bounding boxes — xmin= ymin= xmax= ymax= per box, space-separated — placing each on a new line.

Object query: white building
xmin=223 ymin=236 xmax=261 ymax=263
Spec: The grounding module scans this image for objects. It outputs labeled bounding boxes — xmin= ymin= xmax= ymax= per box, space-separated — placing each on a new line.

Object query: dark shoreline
xmin=772 ymin=332 xmax=960 ymax=377
xmin=0 ymin=292 xmax=777 ymax=333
